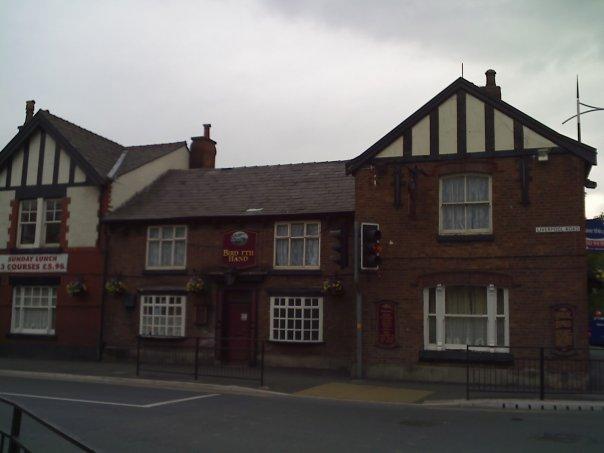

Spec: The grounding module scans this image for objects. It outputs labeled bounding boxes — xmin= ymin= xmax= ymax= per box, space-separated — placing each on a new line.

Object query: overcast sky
xmin=1 ymin=0 xmax=603 ymax=216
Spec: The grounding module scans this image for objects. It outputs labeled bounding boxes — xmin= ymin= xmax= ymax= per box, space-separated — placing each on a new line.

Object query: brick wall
xmin=354 ymin=153 xmax=588 ymax=378
xmin=104 ymin=215 xmax=355 ymax=370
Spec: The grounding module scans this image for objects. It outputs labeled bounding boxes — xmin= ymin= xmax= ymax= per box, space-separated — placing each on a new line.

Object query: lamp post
xmin=562 ymin=76 xmax=604 ymax=143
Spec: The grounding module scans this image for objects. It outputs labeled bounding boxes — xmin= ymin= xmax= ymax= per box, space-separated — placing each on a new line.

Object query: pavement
xmin=1 ymin=354 xmax=604 ymax=408
xmin=1 ymin=375 xmax=604 ymax=452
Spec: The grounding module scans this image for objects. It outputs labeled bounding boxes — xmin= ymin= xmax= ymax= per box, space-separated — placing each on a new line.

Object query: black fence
xmin=466 ymin=345 xmax=604 ymax=400
xmin=0 ymin=396 xmax=94 ymax=452
xmin=136 ymin=336 xmax=265 ymax=386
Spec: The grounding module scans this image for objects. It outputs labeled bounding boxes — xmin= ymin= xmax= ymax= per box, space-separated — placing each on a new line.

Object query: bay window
xmin=424 ymin=285 xmax=508 ymax=351
xmin=17 ymin=198 xmax=62 ymax=248
xmin=274 ymin=222 xmax=320 ymax=268
xmin=11 ymin=286 xmax=57 ymax=335
xmin=140 ymin=295 xmax=186 ymax=337
xmin=270 ymin=296 xmax=323 ymax=343
xmin=440 ymin=174 xmax=491 ymax=234
xmin=146 ymin=226 xmax=187 ymax=269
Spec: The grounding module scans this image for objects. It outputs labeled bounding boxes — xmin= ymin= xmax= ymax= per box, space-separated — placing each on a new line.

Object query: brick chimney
xmin=25 ymin=100 xmax=35 ymax=123
xmin=190 ymin=124 xmax=217 ymax=169
xmin=482 ymin=69 xmax=501 ymax=100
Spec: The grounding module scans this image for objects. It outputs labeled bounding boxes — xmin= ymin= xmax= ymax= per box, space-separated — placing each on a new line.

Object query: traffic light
xmin=361 ymin=223 xmax=382 ymax=270
xmin=329 ymin=226 xmax=349 ymax=269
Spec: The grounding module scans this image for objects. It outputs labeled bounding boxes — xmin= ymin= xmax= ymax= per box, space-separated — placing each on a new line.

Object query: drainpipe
xmin=354 ymin=221 xmax=363 ymax=378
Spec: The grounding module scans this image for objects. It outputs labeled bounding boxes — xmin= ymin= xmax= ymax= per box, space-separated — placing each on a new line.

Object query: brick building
xmin=0 ymin=102 xmax=189 ymax=358
xmin=102 ymin=128 xmax=356 ymax=369
xmin=348 ymin=70 xmax=597 ymax=381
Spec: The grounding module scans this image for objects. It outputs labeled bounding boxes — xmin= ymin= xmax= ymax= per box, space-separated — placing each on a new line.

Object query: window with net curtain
xmin=11 ymin=286 xmax=57 ymax=335
xmin=274 ymin=222 xmax=320 ymax=268
xmin=146 ymin=226 xmax=187 ymax=269
xmin=425 ymin=285 xmax=508 ymax=349
xmin=440 ymin=174 xmax=491 ymax=234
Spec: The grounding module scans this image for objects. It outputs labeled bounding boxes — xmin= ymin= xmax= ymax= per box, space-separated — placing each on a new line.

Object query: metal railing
xmin=465 ymin=345 xmax=604 ymax=400
xmin=0 ymin=396 xmax=94 ymax=452
xmin=136 ymin=336 xmax=265 ymax=386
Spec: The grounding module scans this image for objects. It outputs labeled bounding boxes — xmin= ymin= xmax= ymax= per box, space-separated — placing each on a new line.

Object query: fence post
xmin=260 ymin=341 xmax=265 ymax=387
xmin=466 ymin=344 xmax=470 ymax=400
xmin=9 ymin=406 xmax=22 ymax=453
xmin=539 ymin=347 xmax=545 ymax=400
xmin=136 ymin=336 xmax=141 ymax=377
xmin=194 ymin=337 xmax=200 ymax=380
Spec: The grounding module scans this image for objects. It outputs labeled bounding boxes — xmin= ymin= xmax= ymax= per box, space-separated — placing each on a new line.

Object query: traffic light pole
xmin=354 ymin=221 xmax=363 ymax=379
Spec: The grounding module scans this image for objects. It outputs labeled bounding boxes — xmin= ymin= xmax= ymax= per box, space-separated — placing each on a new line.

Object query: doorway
xmin=221 ymin=289 xmax=254 ymax=362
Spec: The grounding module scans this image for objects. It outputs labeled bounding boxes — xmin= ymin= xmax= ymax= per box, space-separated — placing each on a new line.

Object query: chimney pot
xmin=203 ymin=123 xmax=211 ymax=139
xmin=482 ymin=69 xmax=501 ymax=100
xmin=25 ymin=100 xmax=35 ymax=124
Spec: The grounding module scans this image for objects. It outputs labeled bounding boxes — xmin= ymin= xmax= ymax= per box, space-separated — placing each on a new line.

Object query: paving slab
xmin=294 ymin=382 xmax=433 ymax=403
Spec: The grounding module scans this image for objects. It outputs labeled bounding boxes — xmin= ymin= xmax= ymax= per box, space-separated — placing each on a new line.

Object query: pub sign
xmin=222 ymin=231 xmax=257 ymax=268
xmin=375 ymin=300 xmax=397 ymax=348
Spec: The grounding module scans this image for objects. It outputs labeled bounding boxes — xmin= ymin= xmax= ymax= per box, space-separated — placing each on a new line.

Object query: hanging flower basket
xmin=323 ymin=279 xmax=345 ymax=297
xmin=66 ymin=280 xmax=87 ymax=297
xmin=105 ymin=278 xmax=126 ymax=296
xmin=185 ymin=277 xmax=205 ymax=294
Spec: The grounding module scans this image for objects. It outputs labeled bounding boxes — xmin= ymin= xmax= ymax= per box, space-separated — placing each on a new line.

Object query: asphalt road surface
xmin=0 ymin=376 xmax=603 ymax=452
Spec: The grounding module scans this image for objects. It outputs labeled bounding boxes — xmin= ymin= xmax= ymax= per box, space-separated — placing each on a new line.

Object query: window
xmin=140 ymin=295 xmax=186 ymax=337
xmin=270 ymin=296 xmax=323 ymax=342
xmin=17 ymin=198 xmax=62 ymax=248
xmin=44 ymin=199 xmax=62 ymax=245
xmin=274 ymin=222 xmax=320 ymax=268
xmin=440 ymin=174 xmax=491 ymax=234
xmin=11 ymin=286 xmax=57 ymax=335
xmin=424 ymin=285 xmax=508 ymax=351
xmin=146 ymin=226 xmax=187 ymax=269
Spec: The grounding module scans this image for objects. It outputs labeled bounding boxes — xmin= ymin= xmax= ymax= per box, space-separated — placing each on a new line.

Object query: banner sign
xmin=0 ymin=254 xmax=68 ymax=273
xmin=222 ymin=231 xmax=257 ymax=268
xmin=586 ymin=218 xmax=604 ymax=251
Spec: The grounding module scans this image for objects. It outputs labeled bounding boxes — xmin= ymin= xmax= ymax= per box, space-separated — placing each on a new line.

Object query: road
xmin=0 ymin=376 xmax=603 ymax=452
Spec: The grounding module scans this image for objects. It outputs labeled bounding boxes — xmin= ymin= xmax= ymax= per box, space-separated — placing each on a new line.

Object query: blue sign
xmin=586 ymin=218 xmax=604 ymax=251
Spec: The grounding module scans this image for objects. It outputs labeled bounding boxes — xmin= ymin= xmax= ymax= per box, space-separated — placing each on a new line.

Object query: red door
xmin=222 ymin=291 xmax=252 ymax=362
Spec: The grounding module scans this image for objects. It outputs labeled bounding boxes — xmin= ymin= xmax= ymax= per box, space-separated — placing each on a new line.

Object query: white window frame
xmin=42 ymin=199 xmax=62 ymax=247
xmin=11 ymin=286 xmax=57 ymax=335
xmin=269 ymin=296 xmax=324 ymax=343
xmin=17 ymin=198 xmax=62 ymax=248
xmin=145 ymin=225 xmax=187 ymax=270
xmin=439 ymin=174 xmax=492 ymax=235
xmin=423 ymin=284 xmax=509 ymax=352
xmin=139 ymin=294 xmax=186 ymax=338
xmin=273 ymin=221 xmax=321 ymax=269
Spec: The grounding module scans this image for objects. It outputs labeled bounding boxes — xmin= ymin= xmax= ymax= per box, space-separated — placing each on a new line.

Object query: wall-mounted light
xmin=537 ymin=148 xmax=550 ymax=162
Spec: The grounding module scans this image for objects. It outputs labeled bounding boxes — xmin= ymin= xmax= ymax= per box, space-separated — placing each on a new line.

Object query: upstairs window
xmin=274 ymin=222 xmax=320 ymax=268
xmin=17 ymin=198 xmax=62 ymax=248
xmin=146 ymin=226 xmax=187 ymax=269
xmin=440 ymin=175 xmax=491 ymax=234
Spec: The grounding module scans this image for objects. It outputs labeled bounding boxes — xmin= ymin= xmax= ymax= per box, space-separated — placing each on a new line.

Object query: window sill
xmin=137 ymin=335 xmax=187 ymax=342
xmin=6 ymin=333 xmax=57 ymax=340
xmin=142 ymin=269 xmax=188 ymax=276
xmin=437 ymin=234 xmax=494 ymax=243
xmin=270 ymin=269 xmax=323 ymax=276
xmin=9 ymin=247 xmax=64 ymax=254
xmin=419 ymin=349 xmax=513 ymax=364
xmin=267 ymin=340 xmax=325 ymax=346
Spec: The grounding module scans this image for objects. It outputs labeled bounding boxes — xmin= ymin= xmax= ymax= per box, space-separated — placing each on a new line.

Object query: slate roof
xmin=117 ymin=142 xmax=187 ymax=176
xmin=0 ymin=109 xmax=187 ymax=183
xmin=105 ymin=161 xmax=354 ymax=222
